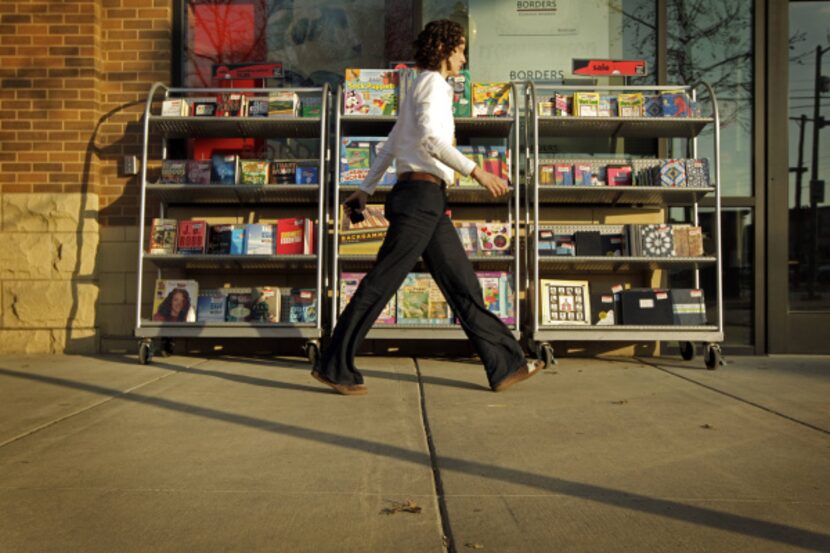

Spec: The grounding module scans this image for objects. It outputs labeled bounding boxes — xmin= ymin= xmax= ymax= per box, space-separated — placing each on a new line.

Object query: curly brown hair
xmin=413 ymin=19 xmax=465 ymax=72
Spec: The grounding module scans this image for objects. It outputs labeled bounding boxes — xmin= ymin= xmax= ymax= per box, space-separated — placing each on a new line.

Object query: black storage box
xmin=669 ymin=288 xmax=707 ymax=325
xmin=619 ymin=288 xmax=674 ymax=325
xmin=575 ymin=231 xmax=603 ymax=256
xmin=590 ymin=291 xmax=617 ymax=325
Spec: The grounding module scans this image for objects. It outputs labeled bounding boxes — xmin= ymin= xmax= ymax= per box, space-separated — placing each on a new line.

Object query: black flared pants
xmin=318 ymin=180 xmax=526 ymax=388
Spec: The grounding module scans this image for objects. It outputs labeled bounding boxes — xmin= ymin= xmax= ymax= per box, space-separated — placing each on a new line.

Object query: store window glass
xmin=184 ymin=1 xmax=657 ymax=88
xmin=669 ymin=207 xmax=754 ymax=346
xmin=184 ymin=1 xmax=397 ymax=87
xmin=667 ymin=0 xmax=754 ymax=198
xmin=787 ymin=1 xmax=830 ymax=312
xmin=423 ymin=1 xmax=656 ymax=84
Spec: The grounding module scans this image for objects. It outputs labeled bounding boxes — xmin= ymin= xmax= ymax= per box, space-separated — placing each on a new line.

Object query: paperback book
xmin=343 ymin=68 xmax=399 ymax=116
xmin=475 ymin=222 xmax=512 ymax=256
xmin=196 ymin=290 xmax=227 ymax=322
xmin=239 ymin=160 xmax=269 ymax=185
xmin=160 ymin=160 xmax=187 ymax=184
xmin=268 ymin=91 xmax=299 ymax=116
xmin=211 ymin=154 xmax=238 ymax=185
xmin=152 ymin=279 xmax=199 ymax=322
xmin=269 ymin=162 xmax=296 ymax=185
xmin=287 ymin=288 xmax=317 ymax=323
xmin=186 ymin=160 xmax=211 ymax=184
xmin=161 ymin=99 xmax=188 ymax=117
xmin=574 ymin=92 xmax=600 ymax=117
xmin=449 ymin=69 xmax=471 ymax=117
xmin=149 ymin=218 xmax=177 ymax=255
xmin=250 ymin=286 xmax=280 ymax=323
xmin=476 ymin=271 xmax=515 ymax=325
xmin=225 ymin=288 xmax=253 ymax=322
xmin=340 ymin=137 xmax=373 ymax=185
xmin=243 ymin=223 xmax=275 ymax=255
xmin=275 ymin=217 xmax=314 ymax=255
xmin=472 ymin=82 xmax=511 ymax=117
xmin=396 ymin=273 xmax=452 ymax=325
xmin=339 ymin=272 xmax=396 ymax=324
xmin=176 ymin=220 xmax=208 ymax=254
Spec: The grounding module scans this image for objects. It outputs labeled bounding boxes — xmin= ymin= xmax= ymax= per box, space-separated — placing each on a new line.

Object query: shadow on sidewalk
xmin=0 ymin=364 xmax=828 ymax=551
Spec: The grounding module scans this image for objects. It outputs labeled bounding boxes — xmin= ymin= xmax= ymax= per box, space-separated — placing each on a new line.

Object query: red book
xmin=276 ymin=218 xmax=315 ymax=255
xmin=177 ymin=220 xmax=208 ymax=254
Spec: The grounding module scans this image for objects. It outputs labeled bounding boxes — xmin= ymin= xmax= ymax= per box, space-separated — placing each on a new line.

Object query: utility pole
xmin=790 ymin=114 xmax=808 ymax=286
xmin=807 ymin=45 xmax=830 ymax=300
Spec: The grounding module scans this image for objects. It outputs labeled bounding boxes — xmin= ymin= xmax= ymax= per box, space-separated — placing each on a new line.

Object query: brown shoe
xmin=311 ymin=370 xmax=368 ymax=396
xmin=492 ymin=359 xmax=545 ymax=392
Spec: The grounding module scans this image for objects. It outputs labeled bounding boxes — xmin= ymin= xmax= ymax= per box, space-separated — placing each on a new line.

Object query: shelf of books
xmin=524 ymin=82 xmax=725 ymax=369
xmin=145 ymin=183 xmax=320 ymax=205
xmin=331 ymin=72 xmax=521 ymax=340
xmin=135 ymin=83 xmax=330 ymax=363
xmin=148 ymin=115 xmax=321 ymax=139
xmin=538 ymin=256 xmax=717 ymax=272
xmin=143 ymin=254 xmax=318 ymax=270
xmin=536 ymin=185 xmax=715 ymax=206
xmin=137 ymin=321 xmax=318 ymax=339
xmin=536 ymin=116 xmax=713 ymax=139
xmin=339 ymin=185 xmax=517 ymax=204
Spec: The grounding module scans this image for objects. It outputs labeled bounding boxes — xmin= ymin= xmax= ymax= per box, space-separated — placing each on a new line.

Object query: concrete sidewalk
xmin=0 ymin=354 xmax=827 ymax=552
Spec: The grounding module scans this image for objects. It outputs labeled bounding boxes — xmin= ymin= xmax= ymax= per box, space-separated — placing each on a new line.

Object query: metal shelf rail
xmin=330 ymin=83 xmax=522 ymax=340
xmin=523 ymin=82 xmax=724 ymax=368
xmin=135 ymin=82 xmax=330 ymax=363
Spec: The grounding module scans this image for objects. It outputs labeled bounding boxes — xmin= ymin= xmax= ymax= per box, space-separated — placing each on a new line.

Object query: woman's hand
xmin=471 ymin=166 xmax=509 ymax=198
xmin=343 ymin=189 xmax=369 ymax=218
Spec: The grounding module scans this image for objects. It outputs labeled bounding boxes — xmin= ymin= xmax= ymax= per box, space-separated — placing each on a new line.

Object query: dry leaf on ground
xmin=380 ymin=499 xmax=422 ymax=515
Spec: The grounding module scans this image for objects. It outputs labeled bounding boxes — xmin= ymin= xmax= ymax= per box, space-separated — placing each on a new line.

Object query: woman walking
xmin=313 ymin=19 xmax=544 ymax=395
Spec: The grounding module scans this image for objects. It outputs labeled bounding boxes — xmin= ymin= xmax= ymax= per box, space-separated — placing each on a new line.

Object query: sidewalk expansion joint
xmin=413 ymin=357 xmax=456 ymax=553
xmin=638 ymin=357 xmax=830 ymax=436
xmin=0 ymin=358 xmax=212 ymax=450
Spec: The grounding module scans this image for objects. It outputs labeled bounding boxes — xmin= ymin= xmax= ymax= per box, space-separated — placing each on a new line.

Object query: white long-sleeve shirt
xmin=358 ymin=70 xmax=477 ymax=195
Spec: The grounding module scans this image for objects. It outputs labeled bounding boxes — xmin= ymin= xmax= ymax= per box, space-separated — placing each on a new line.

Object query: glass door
xmin=768 ymin=0 xmax=830 ymax=353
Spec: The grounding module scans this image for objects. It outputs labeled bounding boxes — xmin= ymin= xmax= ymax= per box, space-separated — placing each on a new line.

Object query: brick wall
xmin=0 ymin=0 xmax=171 ymax=353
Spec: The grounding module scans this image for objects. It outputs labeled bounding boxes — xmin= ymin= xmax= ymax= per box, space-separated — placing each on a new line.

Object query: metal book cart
xmin=330 ymin=83 xmax=522 ymax=342
xmin=135 ymin=83 xmax=330 ymax=364
xmin=523 ymin=82 xmax=724 ymax=369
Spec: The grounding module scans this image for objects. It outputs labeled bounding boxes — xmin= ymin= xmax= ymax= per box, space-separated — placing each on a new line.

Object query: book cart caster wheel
xmin=679 ymin=341 xmax=695 ymax=361
xmin=540 ymin=343 xmax=556 ymax=369
xmin=138 ymin=341 xmax=153 ymax=365
xmin=304 ymin=340 xmax=320 ymax=368
xmin=160 ymin=338 xmax=174 ymax=357
xmin=704 ymin=343 xmax=722 ymax=370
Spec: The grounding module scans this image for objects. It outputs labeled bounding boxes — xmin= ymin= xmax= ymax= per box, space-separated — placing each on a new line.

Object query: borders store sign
xmin=468 ymin=0 xmax=619 ymax=83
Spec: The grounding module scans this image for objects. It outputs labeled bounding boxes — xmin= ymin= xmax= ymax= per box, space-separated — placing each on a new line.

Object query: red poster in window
xmin=187 ymin=1 xmax=269 ymax=160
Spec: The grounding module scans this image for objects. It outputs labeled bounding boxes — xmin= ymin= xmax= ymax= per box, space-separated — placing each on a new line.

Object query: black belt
xmin=398 ymin=171 xmax=446 ymax=188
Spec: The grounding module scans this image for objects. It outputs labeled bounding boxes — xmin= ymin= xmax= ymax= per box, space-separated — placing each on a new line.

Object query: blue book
xmin=196 ymin=292 xmax=227 ymax=322
xmin=211 ymin=154 xmax=238 ymax=185
xmin=243 ymin=224 xmax=275 ymax=255
xmin=295 ymin=166 xmax=319 ymax=185
xmin=229 ymin=226 xmax=245 ymax=255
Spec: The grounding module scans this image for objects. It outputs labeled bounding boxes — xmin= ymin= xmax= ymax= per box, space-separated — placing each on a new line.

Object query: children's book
xmin=343 ymin=68 xmax=399 ymax=116
xmin=472 ymin=83 xmax=511 ymax=117
xmin=339 ymin=272 xmax=396 ymax=324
